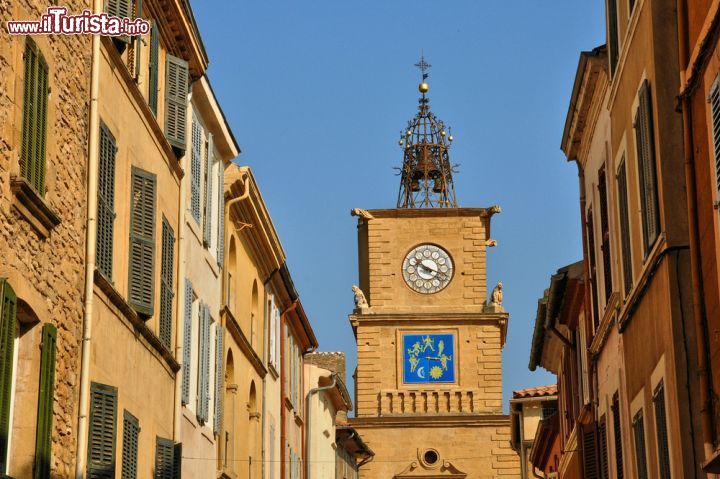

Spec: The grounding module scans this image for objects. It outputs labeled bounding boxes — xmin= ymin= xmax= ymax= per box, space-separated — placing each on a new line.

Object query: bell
xmin=433 ymin=178 xmax=444 ymax=193
xmin=411 ymin=180 xmax=421 ymax=192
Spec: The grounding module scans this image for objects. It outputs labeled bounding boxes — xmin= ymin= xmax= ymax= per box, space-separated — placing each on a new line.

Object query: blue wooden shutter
xmin=190 ymin=114 xmax=202 ymax=222
xmin=20 ymin=39 xmax=48 ymax=196
xmin=121 ymin=410 xmax=139 ymax=479
xmin=148 ymin=21 xmax=159 ymax=115
xmin=0 ymin=279 xmax=17 ymax=474
xmin=164 ymin=55 xmax=188 ymax=152
xmin=181 ymin=279 xmax=193 ymax=405
xmin=128 ymin=167 xmax=156 ymax=316
xmin=88 ymin=382 xmax=118 ymax=479
xmin=97 ymin=122 xmax=117 ymax=280
xmin=197 ymin=303 xmax=210 ymax=423
xmin=33 ymin=323 xmax=56 ymax=479
xmin=154 ymin=437 xmax=174 ymax=479
xmin=217 ymin=161 xmax=225 ymax=266
xmin=213 ymin=325 xmax=223 ymax=435
xmin=105 ymin=0 xmax=132 ymax=43
xmin=203 ymin=134 xmax=214 ymax=246
xmin=159 ymin=218 xmax=175 ymax=349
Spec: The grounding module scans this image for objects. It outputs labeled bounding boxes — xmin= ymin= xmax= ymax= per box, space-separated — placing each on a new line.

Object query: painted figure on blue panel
xmin=403 ymin=333 xmax=455 ymax=384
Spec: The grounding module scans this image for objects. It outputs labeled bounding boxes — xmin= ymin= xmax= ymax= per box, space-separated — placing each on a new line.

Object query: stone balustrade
xmin=378 ymin=388 xmax=479 ymax=415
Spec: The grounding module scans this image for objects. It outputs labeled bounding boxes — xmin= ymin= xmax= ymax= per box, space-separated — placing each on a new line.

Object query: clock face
xmin=402 ymin=244 xmax=454 ymax=294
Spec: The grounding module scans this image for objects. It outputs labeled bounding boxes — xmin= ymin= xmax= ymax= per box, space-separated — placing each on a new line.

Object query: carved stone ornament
xmin=352 ymin=284 xmax=369 ymax=312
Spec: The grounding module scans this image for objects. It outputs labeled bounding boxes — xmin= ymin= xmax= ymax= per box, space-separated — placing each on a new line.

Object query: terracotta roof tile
xmin=513 ymin=384 xmax=558 ymax=398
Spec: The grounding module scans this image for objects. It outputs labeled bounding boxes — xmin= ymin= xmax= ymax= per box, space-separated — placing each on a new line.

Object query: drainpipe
xmin=677 ymin=0 xmax=715 ymax=462
xmin=75 ymin=1 xmax=102 ymax=476
xmin=305 ymin=373 xmax=337 ymax=479
xmin=172 ymin=91 xmax=192 ymax=442
xmin=222 ymin=172 xmax=250 ymax=302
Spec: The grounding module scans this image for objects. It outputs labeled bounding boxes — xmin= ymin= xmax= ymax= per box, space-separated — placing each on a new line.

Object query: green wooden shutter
xmin=88 ymin=382 xmax=118 ymax=479
xmin=190 ymin=114 xmax=202 ymax=222
xmin=632 ymin=410 xmax=648 ymax=479
xmin=121 ymin=410 xmax=139 ymax=479
xmin=203 ymin=134 xmax=214 ymax=245
xmin=105 ymin=0 xmax=132 ymax=44
xmin=181 ymin=280 xmax=193 ymax=405
xmin=154 ymin=436 xmax=174 ymax=479
xmin=197 ymin=303 xmax=210 ymax=423
xmin=20 ymin=39 xmax=48 ymax=196
xmin=172 ymin=442 xmax=182 ymax=479
xmin=164 ymin=55 xmax=189 ymax=151
xmin=0 ymin=279 xmax=17 ymax=474
xmin=634 ymin=80 xmax=660 ymax=255
xmin=213 ymin=326 xmax=223 ymax=435
xmin=653 ymin=382 xmax=671 ymax=479
xmin=148 ymin=21 xmax=159 ymax=115
xmin=97 ymin=122 xmax=117 ymax=280
xmin=159 ymin=218 xmax=175 ymax=349
xmin=33 ymin=323 xmax=56 ymax=479
xmin=217 ymin=161 xmax=225 ymax=266
xmin=128 ymin=167 xmax=156 ymax=316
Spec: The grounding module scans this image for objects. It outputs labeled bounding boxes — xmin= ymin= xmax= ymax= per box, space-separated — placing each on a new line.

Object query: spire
xmin=396 ymin=56 xmax=458 ymax=208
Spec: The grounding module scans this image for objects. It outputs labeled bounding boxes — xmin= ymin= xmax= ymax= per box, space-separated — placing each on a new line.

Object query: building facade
xmin=348 ymin=70 xmax=520 ymax=478
xmin=510 ymin=385 xmax=559 ymax=479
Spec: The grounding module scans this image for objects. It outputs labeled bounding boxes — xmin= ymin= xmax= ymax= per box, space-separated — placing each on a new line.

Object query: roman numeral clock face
xmin=402 ymin=244 xmax=454 ymax=294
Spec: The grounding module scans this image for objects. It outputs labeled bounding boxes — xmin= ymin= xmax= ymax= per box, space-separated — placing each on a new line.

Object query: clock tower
xmin=348 ymin=58 xmax=520 ymax=478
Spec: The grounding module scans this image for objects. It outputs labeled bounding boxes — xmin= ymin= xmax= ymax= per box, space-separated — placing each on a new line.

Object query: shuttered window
xmin=97 ymin=122 xmax=117 ymax=280
xmin=598 ymin=167 xmax=613 ymax=302
xmin=582 ymin=422 xmax=600 ymax=479
xmin=105 ymin=0 xmax=132 ymax=44
xmin=617 ymin=159 xmax=633 ymax=296
xmin=190 ymin=113 xmax=202 ymax=223
xmin=608 ymin=0 xmax=619 ymax=75
xmin=612 ymin=393 xmax=625 ymax=479
xmin=173 ymin=443 xmax=182 ymax=479
xmin=154 ymin=437 xmax=175 ymax=479
xmin=653 ymin=381 xmax=671 ymax=479
xmin=634 ymin=80 xmax=660 ymax=255
xmin=203 ymin=134 xmax=214 ymax=246
xmin=632 ymin=410 xmax=648 ymax=479
xmin=33 ymin=323 xmax=57 ymax=479
xmin=197 ymin=303 xmax=210 ymax=423
xmin=20 ymin=38 xmax=49 ymax=196
xmin=164 ymin=55 xmax=188 ymax=152
xmin=709 ymin=78 xmax=720 ymax=209
xmin=121 ymin=411 xmax=139 ymax=479
xmin=598 ymin=416 xmax=609 ymax=479
xmin=148 ymin=21 xmax=159 ymax=115
xmin=214 ymin=325 xmax=223 ymax=435
xmin=159 ymin=218 xmax=175 ymax=349
xmin=128 ymin=167 xmax=156 ymax=317
xmin=88 ymin=382 xmax=118 ymax=479
xmin=181 ymin=280 xmax=193 ymax=405
xmin=217 ymin=162 xmax=225 ymax=265
xmin=586 ymin=209 xmax=600 ymax=331
xmin=0 ymin=280 xmax=17 ymax=474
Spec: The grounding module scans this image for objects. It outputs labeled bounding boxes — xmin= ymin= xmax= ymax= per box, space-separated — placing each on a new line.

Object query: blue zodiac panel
xmin=402 ymin=333 xmax=456 ymax=384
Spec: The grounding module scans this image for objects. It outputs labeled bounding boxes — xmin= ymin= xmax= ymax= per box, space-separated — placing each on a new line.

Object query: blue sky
xmin=192 ymin=1 xmax=606 ymax=412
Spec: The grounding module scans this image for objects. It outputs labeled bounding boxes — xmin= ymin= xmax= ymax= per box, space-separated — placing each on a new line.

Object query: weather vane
xmin=415 ymin=54 xmax=431 ymax=80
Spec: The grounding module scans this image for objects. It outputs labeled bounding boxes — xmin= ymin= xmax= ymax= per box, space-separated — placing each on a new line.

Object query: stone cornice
xmin=364 ymin=207 xmax=499 ymax=219
xmin=224 ymin=306 xmax=267 ymax=378
xmin=349 ymin=414 xmax=511 ymax=429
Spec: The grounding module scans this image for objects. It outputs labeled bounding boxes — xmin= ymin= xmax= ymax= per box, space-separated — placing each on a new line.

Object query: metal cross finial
xmin=415 ymin=54 xmax=431 ymax=80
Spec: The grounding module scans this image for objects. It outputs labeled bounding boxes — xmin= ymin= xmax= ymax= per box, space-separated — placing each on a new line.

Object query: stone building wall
xmin=0 ymin=1 xmax=91 ymax=476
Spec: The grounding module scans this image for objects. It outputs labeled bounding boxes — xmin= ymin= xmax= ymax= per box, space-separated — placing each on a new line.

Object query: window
xmin=607 ymin=0 xmax=620 ymax=76
xmin=629 ymin=0 xmax=636 ymax=15
xmin=612 ymin=393 xmax=625 ymax=479
xmin=128 ymin=167 xmax=156 ymax=316
xmin=121 ymin=411 xmax=139 ymax=479
xmin=148 ymin=21 xmax=159 ymax=115
xmin=190 ymin=113 xmax=202 ymax=223
xmin=217 ymin=162 xmax=225 ymax=265
xmin=0 ymin=280 xmax=17 ymax=474
xmin=20 ymin=38 xmax=49 ymax=195
xmin=88 ymin=382 xmax=118 ymax=478
xmin=34 ymin=323 xmax=57 ymax=479
xmin=203 ymin=134 xmax=214 ymax=246
xmin=268 ymin=295 xmax=280 ymax=369
xmin=598 ymin=167 xmax=613 ymax=302
xmin=214 ymin=324 xmax=223 ymax=435
xmin=632 ymin=410 xmax=648 ymax=479
xmin=164 ymin=54 xmax=189 ymax=152
xmin=97 ymin=123 xmax=117 ymax=280
xmin=635 ymin=80 xmax=660 ymax=255
xmin=598 ymin=417 xmax=610 ymax=479
xmin=617 ymin=159 xmax=633 ymax=296
xmin=197 ymin=302 xmax=211 ymax=424
xmin=586 ymin=209 xmax=600 ymax=331
xmin=105 ymin=0 xmax=133 ymax=46
xmin=709 ymin=76 xmax=720 ymax=205
xmin=581 ymin=422 xmax=600 ymax=479
xmin=181 ymin=279 xmax=193 ymax=405
xmin=154 ymin=436 xmax=179 ymax=479
xmin=653 ymin=381 xmax=671 ymax=478
xmin=159 ymin=218 xmax=175 ymax=349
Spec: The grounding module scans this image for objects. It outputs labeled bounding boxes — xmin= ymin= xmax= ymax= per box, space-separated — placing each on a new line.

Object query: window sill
xmin=94 ymin=270 xmax=180 ymax=373
xmin=590 ymin=292 xmax=619 ymax=358
xmin=10 ymin=175 xmax=60 ymax=239
xmin=268 ymin=363 xmax=279 ymax=380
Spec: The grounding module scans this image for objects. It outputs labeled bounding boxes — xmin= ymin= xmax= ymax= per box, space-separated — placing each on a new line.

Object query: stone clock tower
xmin=348 ymin=59 xmax=520 ymax=478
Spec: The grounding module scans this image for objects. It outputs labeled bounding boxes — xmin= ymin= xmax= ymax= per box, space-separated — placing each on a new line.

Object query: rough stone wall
xmin=0 ymin=1 xmax=91 ymax=476
xmin=304 ymin=351 xmax=346 ymax=383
